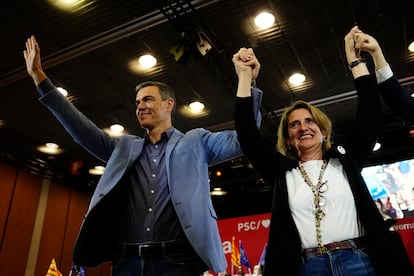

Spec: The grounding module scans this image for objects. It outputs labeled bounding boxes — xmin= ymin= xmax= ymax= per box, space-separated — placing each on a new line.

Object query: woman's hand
xmin=232 ymin=47 xmax=261 ymax=81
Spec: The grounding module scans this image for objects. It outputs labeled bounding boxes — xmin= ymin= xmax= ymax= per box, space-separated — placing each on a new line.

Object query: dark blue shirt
xmin=119 ymin=128 xmax=185 ymax=243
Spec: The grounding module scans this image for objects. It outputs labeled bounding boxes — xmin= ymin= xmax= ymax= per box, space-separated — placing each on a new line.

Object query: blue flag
xmin=69 ymin=263 xmax=86 ymax=276
xmin=259 ymin=243 xmax=267 ymax=266
xmin=239 ymin=240 xmax=251 ymax=270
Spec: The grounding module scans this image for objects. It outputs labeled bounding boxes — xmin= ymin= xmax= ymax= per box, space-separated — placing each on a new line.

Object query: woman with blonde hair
xmin=276 ymin=100 xmax=332 ymax=161
xmin=232 ymin=26 xmax=413 ymax=275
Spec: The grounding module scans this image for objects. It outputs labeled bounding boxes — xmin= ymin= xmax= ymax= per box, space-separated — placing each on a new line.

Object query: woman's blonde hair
xmin=276 ymin=100 xmax=332 ymax=160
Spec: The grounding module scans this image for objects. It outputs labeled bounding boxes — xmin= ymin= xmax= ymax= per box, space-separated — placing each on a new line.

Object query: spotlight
xmin=169 ymin=38 xmax=191 ymax=64
xmin=196 ymin=32 xmax=212 ymax=56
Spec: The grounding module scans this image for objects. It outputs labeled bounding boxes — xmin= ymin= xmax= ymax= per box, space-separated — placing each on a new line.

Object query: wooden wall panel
xmin=61 ymin=189 xmax=90 ymax=274
xmin=0 ymin=170 xmax=42 ymax=275
xmin=61 ymin=189 xmax=112 ymax=275
xmin=35 ymin=182 xmax=71 ymax=276
xmin=0 ymin=163 xmax=17 ymax=251
xmin=0 ymin=161 xmax=112 ymax=275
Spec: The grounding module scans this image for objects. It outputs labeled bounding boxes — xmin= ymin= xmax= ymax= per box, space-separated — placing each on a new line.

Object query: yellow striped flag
xmin=46 ymin=258 xmax=63 ymax=276
xmin=231 ymin=236 xmax=241 ymax=267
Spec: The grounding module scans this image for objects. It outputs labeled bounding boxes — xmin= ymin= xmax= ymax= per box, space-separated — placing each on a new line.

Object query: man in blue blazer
xmin=24 ymin=36 xmax=262 ymax=275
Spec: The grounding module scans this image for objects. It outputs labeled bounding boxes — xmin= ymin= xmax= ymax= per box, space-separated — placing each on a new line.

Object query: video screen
xmin=362 ymin=159 xmax=414 ymax=219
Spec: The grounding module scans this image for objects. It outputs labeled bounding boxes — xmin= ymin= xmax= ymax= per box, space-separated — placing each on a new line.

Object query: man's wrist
xmin=32 ymin=71 xmax=47 ymax=86
xmin=376 ymin=64 xmax=393 ymax=84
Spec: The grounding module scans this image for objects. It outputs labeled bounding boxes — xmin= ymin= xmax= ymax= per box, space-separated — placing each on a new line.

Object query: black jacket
xmin=235 ymin=75 xmax=413 ymax=275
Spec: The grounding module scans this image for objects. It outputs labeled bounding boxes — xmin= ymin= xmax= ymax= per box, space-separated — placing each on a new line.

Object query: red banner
xmin=394 ymin=216 xmax=414 ymax=265
xmin=211 ymin=213 xmax=414 ymax=275
xmin=216 ymin=213 xmax=271 ymax=275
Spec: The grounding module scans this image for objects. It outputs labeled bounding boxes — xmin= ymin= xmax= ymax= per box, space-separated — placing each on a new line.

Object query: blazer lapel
xmin=165 ymin=129 xmax=184 ymax=162
xmin=127 ymin=139 xmax=145 ymax=171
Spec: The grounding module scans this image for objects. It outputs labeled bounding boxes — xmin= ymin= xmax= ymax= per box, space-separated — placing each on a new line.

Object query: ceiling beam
xmin=0 ymin=0 xmax=221 ymax=88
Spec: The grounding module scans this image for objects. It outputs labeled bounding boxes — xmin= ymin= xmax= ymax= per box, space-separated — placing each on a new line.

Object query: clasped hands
xmin=345 ymin=26 xmax=381 ymax=62
xmin=232 ymin=47 xmax=261 ymax=81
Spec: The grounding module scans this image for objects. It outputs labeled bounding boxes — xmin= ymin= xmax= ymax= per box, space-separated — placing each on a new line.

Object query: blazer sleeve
xmin=38 ymin=79 xmax=118 ymax=162
xmin=378 ymin=76 xmax=414 ymax=122
xmin=234 ymin=96 xmax=282 ymax=185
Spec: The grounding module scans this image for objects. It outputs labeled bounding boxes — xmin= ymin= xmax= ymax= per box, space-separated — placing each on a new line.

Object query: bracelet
xmin=348 ymin=59 xmax=366 ymax=70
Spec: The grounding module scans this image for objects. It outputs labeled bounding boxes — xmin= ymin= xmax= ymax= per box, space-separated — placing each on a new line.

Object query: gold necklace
xmin=298 ymin=159 xmax=328 ymax=253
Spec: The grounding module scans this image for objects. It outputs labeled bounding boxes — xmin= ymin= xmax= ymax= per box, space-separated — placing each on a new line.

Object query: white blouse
xmin=286 ymin=158 xmax=360 ymax=249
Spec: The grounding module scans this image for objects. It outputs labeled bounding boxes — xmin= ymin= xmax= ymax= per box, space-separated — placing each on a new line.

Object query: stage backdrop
xmin=215 ymin=213 xmax=414 ymax=275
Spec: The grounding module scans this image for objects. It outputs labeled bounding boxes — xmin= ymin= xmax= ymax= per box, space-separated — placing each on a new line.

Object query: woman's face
xmin=285 ymin=108 xmax=324 ymax=157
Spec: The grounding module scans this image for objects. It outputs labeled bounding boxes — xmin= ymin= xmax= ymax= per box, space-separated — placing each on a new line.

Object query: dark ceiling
xmin=1 ymin=0 xmax=414 ymax=218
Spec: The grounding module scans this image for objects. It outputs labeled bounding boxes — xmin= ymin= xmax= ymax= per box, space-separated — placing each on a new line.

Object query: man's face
xmin=135 ymin=86 xmax=174 ymax=130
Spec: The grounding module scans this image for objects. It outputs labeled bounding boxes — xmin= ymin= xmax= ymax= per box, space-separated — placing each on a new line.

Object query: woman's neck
xmin=298 ymin=150 xmax=323 ymax=163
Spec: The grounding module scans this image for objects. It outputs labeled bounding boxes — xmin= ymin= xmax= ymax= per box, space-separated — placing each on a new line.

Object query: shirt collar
xmin=144 ymin=127 xmax=175 ymax=144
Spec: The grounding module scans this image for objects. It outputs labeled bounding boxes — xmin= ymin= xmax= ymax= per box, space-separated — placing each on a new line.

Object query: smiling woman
xmin=277 ymin=100 xmax=332 ymax=162
xmin=233 ymin=27 xmax=414 ymax=275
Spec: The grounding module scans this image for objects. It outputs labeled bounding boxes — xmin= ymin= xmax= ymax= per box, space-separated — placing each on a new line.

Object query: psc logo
xmin=237 ymin=219 xmax=270 ymax=232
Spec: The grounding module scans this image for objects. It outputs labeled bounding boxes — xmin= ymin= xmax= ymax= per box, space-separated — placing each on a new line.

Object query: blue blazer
xmin=38 ymin=79 xmax=262 ymax=272
xmin=378 ymin=75 xmax=414 ymax=122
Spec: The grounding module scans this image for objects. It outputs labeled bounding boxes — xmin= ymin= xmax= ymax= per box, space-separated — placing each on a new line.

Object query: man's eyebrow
xmin=136 ymin=95 xmax=155 ymax=102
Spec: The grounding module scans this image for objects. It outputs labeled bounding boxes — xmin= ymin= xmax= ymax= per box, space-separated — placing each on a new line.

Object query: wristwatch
xmin=348 ymin=59 xmax=366 ymax=70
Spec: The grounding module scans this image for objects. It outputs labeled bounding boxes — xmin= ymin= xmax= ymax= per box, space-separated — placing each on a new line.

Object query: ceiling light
xmin=37 ymin=142 xmax=63 ymax=155
xmin=180 ymin=105 xmax=209 ymax=118
xmin=104 ymin=124 xmax=125 ymax=137
xmin=188 ymin=101 xmax=205 ymax=114
xmin=408 ymin=41 xmax=414 ymax=52
xmin=288 ymin=73 xmax=306 ymax=85
xmin=138 ymin=54 xmax=157 ymax=69
xmin=57 ymin=87 xmax=68 ymax=97
xmin=61 ymin=0 xmax=80 ymax=4
xmin=254 ymin=12 xmax=275 ymax=29
xmin=89 ymin=165 xmax=105 ymax=175
xmin=46 ymin=142 xmax=58 ymax=149
xmin=48 ymin=0 xmax=89 ymax=12
xmin=210 ymin=187 xmax=228 ymax=196
xmin=110 ymin=124 xmax=124 ymax=133
xmin=373 ymin=142 xmax=381 ymax=151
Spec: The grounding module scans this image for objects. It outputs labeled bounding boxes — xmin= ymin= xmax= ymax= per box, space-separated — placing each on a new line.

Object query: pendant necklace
xmin=298 ymin=159 xmax=328 ymax=252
